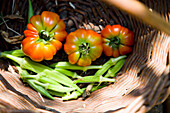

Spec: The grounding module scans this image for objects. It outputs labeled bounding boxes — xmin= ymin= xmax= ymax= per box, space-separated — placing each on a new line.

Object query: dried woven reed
xmin=0 ymin=0 xmax=169 ymax=113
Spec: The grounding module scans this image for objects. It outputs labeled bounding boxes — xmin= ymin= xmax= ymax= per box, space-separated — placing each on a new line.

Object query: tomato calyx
xmin=109 ymin=37 xmax=120 ymax=50
xmin=79 ymin=42 xmax=90 ymax=56
xmin=35 ymin=30 xmax=55 ymax=44
xmin=39 ymin=30 xmax=52 ymax=41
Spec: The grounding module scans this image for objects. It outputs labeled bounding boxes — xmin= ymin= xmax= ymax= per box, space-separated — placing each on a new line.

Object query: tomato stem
xmin=109 ymin=36 xmax=120 ymax=50
xmin=79 ymin=42 xmax=90 ymax=56
xmin=39 ymin=30 xmax=51 ymax=41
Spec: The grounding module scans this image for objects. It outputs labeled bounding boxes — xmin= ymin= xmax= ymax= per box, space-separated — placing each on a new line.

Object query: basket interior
xmin=0 ymin=0 xmax=169 ymax=112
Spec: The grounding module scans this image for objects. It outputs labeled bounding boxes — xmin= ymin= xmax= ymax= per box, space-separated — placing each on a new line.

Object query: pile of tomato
xmin=22 ymin=11 xmax=134 ymax=66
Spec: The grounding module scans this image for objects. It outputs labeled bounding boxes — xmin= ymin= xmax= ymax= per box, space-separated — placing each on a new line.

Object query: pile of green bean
xmin=0 ymin=49 xmax=126 ymax=100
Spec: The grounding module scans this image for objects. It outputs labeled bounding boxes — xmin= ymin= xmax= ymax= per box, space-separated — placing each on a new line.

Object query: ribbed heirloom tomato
xmin=22 ymin=11 xmax=67 ymax=62
xmin=64 ymin=29 xmax=103 ymax=66
xmin=101 ymin=25 xmax=134 ymax=57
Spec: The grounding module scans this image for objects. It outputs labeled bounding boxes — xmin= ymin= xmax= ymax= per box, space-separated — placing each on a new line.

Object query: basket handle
xmin=101 ymin=0 xmax=170 ymax=36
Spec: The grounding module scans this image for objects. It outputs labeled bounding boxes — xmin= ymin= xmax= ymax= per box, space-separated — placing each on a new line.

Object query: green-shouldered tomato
xmin=101 ymin=25 xmax=134 ymax=57
xmin=22 ymin=11 xmax=67 ymax=61
xmin=64 ymin=29 xmax=103 ymax=66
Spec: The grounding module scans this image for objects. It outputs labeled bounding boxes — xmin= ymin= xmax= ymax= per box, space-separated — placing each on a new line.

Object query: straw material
xmin=0 ymin=0 xmax=169 ymax=112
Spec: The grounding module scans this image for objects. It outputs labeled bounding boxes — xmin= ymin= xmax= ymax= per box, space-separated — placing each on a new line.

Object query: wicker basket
xmin=0 ymin=0 xmax=169 ymax=113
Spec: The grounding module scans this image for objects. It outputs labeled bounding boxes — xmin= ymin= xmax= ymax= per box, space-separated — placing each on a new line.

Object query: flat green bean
xmin=62 ymin=88 xmax=85 ymax=100
xmin=48 ymin=90 xmax=65 ymax=97
xmin=94 ymin=55 xmax=126 ymax=77
xmin=27 ymin=79 xmax=54 ymax=100
xmin=54 ymin=68 xmax=81 ymax=78
xmin=105 ymin=59 xmax=126 ymax=78
xmin=50 ymin=61 xmax=102 ymax=71
xmin=28 ymin=0 xmax=34 ymax=23
xmin=33 ymin=80 xmax=76 ymax=93
xmin=74 ymin=76 xmax=115 ymax=83
xmin=0 ymin=52 xmax=81 ymax=92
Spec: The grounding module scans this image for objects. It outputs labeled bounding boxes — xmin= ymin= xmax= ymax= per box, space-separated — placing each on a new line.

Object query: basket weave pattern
xmin=0 ymin=0 xmax=169 ymax=112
